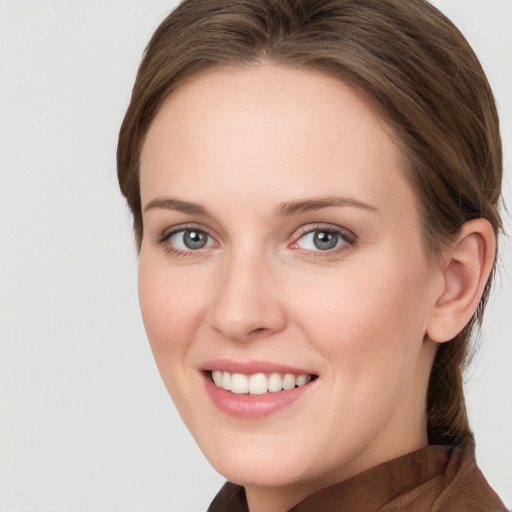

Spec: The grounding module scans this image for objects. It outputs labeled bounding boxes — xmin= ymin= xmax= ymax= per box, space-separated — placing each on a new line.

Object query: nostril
xmin=248 ymin=327 xmax=268 ymax=336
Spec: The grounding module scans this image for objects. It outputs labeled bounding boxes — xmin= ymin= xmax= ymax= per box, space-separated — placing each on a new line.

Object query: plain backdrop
xmin=1 ymin=1 xmax=511 ymax=511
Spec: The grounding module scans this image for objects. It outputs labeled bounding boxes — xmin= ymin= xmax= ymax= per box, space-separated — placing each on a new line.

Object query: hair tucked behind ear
xmin=117 ymin=0 xmax=502 ymax=446
xmin=428 ymin=326 xmax=473 ymax=444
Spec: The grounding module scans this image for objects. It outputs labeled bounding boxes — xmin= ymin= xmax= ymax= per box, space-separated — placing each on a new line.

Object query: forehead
xmin=139 ymin=64 xmax=415 ymax=221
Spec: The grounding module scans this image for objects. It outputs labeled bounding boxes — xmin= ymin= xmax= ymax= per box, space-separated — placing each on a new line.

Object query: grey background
xmin=1 ymin=1 xmax=511 ymax=510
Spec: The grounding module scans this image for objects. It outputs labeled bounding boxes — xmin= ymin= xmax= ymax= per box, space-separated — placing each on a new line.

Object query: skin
xmin=137 ymin=64 xmax=492 ymax=512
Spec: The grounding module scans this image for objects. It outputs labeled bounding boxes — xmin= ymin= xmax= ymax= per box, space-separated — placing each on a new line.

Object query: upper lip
xmin=199 ymin=359 xmax=317 ymax=376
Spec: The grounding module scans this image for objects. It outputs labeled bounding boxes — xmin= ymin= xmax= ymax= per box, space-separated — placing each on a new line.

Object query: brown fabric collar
xmin=207 ymin=440 xmax=507 ymax=512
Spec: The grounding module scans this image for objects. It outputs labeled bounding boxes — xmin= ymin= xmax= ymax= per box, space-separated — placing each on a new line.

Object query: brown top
xmin=207 ymin=439 xmax=507 ymax=511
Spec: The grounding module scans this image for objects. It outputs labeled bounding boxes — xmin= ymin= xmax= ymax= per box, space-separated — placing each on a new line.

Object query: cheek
xmin=137 ymin=258 xmax=217 ymax=425
xmin=137 ymin=257 xmax=207 ymax=370
xmin=292 ymin=254 xmax=431 ymax=369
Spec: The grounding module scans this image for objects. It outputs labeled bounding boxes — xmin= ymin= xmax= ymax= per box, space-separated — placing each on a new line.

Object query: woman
xmin=117 ymin=0 xmax=507 ymax=510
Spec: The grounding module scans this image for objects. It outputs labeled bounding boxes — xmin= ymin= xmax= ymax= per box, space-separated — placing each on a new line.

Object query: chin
xmin=191 ymin=423 xmax=313 ymax=486
xmin=211 ymin=451 xmax=313 ymax=489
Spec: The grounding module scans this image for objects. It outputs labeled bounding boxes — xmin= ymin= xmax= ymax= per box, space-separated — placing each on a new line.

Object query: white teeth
xmin=296 ymin=374 xmax=308 ymax=387
xmin=282 ymin=374 xmax=296 ymax=390
xmin=212 ymin=370 xmax=223 ymax=387
xmin=231 ymin=373 xmax=249 ymax=394
xmin=248 ymin=373 xmax=267 ymax=395
xmin=222 ymin=371 xmax=231 ymax=390
xmin=268 ymin=372 xmax=283 ymax=392
xmin=211 ymin=371 xmax=313 ymax=394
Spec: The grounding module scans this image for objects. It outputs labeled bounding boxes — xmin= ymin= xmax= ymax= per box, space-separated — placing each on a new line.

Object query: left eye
xmin=168 ymin=229 xmax=215 ymax=250
xmin=294 ymin=229 xmax=347 ymax=251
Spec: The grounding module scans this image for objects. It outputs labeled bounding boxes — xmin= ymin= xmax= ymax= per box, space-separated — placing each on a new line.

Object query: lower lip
xmin=203 ymin=373 xmax=315 ymax=418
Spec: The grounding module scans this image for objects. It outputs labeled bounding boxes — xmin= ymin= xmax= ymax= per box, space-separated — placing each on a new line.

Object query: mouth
xmin=200 ymin=360 xmax=318 ymax=417
xmin=209 ymin=370 xmax=316 ymax=395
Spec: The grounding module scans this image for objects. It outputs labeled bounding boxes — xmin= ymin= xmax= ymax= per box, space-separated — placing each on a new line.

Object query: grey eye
xmin=296 ymin=230 xmax=345 ymax=251
xmin=169 ymin=229 xmax=213 ymax=250
xmin=313 ymin=231 xmax=339 ymax=250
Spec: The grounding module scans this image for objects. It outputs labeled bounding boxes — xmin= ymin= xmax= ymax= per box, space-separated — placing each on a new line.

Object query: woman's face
xmin=138 ymin=64 xmax=442 ymax=498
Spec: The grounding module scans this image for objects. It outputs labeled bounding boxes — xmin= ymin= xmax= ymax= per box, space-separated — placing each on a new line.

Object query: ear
xmin=426 ymin=219 xmax=496 ymax=344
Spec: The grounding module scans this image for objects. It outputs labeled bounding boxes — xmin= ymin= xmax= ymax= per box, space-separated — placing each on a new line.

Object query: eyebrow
xmin=143 ymin=195 xmax=378 ymax=217
xmin=276 ymin=196 xmax=379 ymax=216
xmin=143 ymin=197 xmax=210 ymax=216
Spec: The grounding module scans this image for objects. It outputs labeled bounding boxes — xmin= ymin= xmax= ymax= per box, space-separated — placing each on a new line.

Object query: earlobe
xmin=426 ymin=219 xmax=496 ymax=344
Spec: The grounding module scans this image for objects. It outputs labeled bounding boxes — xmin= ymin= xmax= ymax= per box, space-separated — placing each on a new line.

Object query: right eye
xmin=166 ymin=229 xmax=216 ymax=251
xmin=167 ymin=229 xmax=214 ymax=251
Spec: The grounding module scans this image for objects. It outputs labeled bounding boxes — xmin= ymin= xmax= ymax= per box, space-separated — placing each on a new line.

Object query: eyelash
xmin=154 ymin=223 xmax=357 ymax=258
xmin=154 ymin=224 xmax=215 ymax=257
xmin=290 ymin=224 xmax=357 ymax=257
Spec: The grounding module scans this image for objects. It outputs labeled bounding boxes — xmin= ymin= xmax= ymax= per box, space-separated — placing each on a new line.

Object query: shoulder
xmin=384 ymin=441 xmax=508 ymax=512
xmin=207 ymin=482 xmax=248 ymax=512
xmin=206 ymin=441 xmax=508 ymax=512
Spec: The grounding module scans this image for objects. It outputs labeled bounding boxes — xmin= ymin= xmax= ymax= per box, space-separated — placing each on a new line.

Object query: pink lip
xmin=199 ymin=359 xmax=314 ymax=375
xmin=200 ymin=360 xmax=317 ymax=419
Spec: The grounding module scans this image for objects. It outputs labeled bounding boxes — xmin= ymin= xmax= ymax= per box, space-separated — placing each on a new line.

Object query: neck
xmin=245 ymin=480 xmax=320 ymax=512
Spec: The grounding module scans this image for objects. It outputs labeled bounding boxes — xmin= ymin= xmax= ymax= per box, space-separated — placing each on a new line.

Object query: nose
xmin=207 ymin=251 xmax=287 ymax=343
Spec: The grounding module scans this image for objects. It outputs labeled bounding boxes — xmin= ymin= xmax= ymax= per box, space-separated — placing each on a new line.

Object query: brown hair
xmin=117 ymin=0 xmax=502 ymax=446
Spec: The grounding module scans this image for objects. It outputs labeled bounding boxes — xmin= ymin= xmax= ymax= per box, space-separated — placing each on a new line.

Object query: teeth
xmin=296 ymin=374 xmax=308 ymax=387
xmin=211 ymin=370 xmax=312 ymax=395
xmin=221 ymin=371 xmax=231 ymax=391
xmin=268 ymin=372 xmax=283 ymax=392
xmin=248 ymin=373 xmax=267 ymax=395
xmin=212 ymin=370 xmax=223 ymax=387
xmin=231 ymin=373 xmax=249 ymax=394
xmin=282 ymin=374 xmax=296 ymax=390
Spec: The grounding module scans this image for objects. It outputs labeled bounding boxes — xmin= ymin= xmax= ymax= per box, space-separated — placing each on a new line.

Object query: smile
xmin=201 ymin=360 xmax=318 ymax=418
xmin=211 ymin=370 xmax=313 ymax=395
